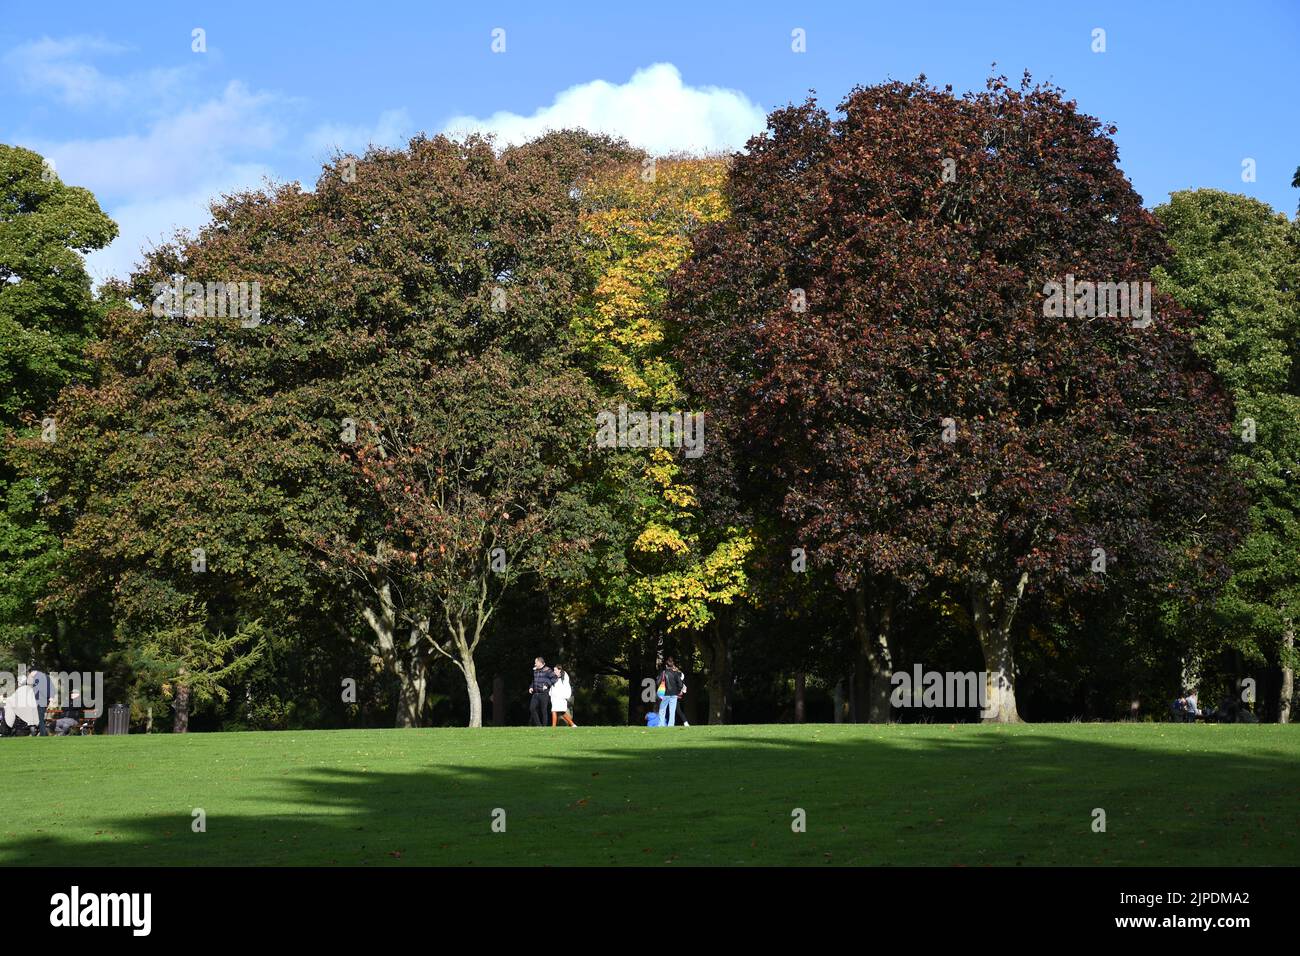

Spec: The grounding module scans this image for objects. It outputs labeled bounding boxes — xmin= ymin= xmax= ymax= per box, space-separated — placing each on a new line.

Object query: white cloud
xmin=303 ymin=108 xmax=414 ymax=160
xmin=25 ymin=81 xmax=286 ymax=281
xmin=4 ymin=36 xmax=127 ymax=106
xmin=0 ymin=35 xmax=182 ymax=109
xmin=442 ymin=63 xmax=765 ymax=154
xmin=15 ymin=55 xmax=762 ymax=284
xmin=84 ymin=164 xmax=276 ymax=285
xmin=37 ymin=81 xmax=281 ymax=198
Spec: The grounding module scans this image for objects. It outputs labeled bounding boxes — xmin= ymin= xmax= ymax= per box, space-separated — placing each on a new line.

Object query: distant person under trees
xmin=29 ymin=666 xmax=51 ymax=736
xmin=549 ymin=666 xmax=577 ymax=727
xmin=657 ymin=657 xmax=687 ymax=727
xmin=529 ymin=657 xmax=554 ymax=727
xmin=1171 ymin=691 xmax=1200 ymax=722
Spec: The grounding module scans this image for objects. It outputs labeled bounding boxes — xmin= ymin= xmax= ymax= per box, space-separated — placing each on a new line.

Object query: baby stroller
xmin=0 ymin=712 xmax=33 ymax=736
xmin=1 ymin=683 xmax=40 ymax=735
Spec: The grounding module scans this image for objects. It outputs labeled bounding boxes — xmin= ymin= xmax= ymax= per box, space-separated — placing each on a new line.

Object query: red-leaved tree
xmin=672 ymin=75 xmax=1243 ymax=721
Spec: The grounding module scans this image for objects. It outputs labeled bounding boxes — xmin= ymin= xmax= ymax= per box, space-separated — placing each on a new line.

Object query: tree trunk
xmin=706 ymin=672 xmax=728 ymax=723
xmin=361 ymin=581 xmax=428 ymax=728
xmin=976 ymin=619 xmax=1019 ymax=723
xmin=970 ymin=573 xmax=1026 ymax=723
xmin=460 ymin=652 xmax=483 ymax=728
xmin=396 ymin=664 xmax=428 ymax=728
xmin=172 ymin=684 xmax=190 ymax=733
xmin=681 ymin=669 xmax=699 ymax=725
xmin=848 ymin=663 xmax=859 ymax=722
xmin=395 ymin=632 xmax=431 ymax=728
xmin=794 ymin=671 xmax=806 ymax=723
xmin=853 ymin=584 xmax=895 ymax=723
xmin=867 ymin=623 xmax=893 ymax=724
xmin=701 ymin=618 xmax=732 ymax=724
xmin=1280 ymin=621 xmax=1294 ymax=725
xmin=627 ymin=638 xmax=650 ymax=725
xmin=439 ymin=615 xmax=485 ymax=729
xmin=492 ymin=674 xmax=506 ymax=726
xmin=833 ymin=679 xmax=844 ymax=723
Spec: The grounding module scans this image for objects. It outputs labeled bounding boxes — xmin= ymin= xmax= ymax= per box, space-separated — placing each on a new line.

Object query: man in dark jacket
xmin=528 ymin=657 xmax=554 ymax=727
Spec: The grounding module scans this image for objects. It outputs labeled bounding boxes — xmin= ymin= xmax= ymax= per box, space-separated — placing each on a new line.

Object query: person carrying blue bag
xmin=656 ymin=657 xmax=686 ymax=727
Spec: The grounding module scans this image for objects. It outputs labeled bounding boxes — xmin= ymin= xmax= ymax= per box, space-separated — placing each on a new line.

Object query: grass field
xmin=4 ymin=723 xmax=1298 ymax=866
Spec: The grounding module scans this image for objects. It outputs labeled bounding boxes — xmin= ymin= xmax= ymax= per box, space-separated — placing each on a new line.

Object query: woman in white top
xmin=549 ymin=666 xmax=577 ymax=727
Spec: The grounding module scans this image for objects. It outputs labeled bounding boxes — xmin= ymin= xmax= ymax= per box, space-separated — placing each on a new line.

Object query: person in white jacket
xmin=549 ymin=666 xmax=577 ymax=727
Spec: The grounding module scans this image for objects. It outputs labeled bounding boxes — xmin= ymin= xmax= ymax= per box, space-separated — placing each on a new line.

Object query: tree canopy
xmin=2 ymin=75 xmax=1291 ymax=729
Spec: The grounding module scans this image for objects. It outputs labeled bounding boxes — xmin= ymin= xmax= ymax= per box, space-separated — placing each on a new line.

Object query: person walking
xmin=549 ymin=666 xmax=577 ymax=727
xmin=656 ymin=657 xmax=686 ymax=727
xmin=29 ymin=666 xmax=51 ymax=736
xmin=528 ymin=657 xmax=554 ymax=727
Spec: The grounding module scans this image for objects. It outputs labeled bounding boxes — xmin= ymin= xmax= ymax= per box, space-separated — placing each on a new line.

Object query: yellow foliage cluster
xmin=634 ymin=531 xmax=756 ymax=632
xmin=576 ymin=158 xmax=729 ymax=407
xmin=574 ymin=157 xmax=753 ymax=633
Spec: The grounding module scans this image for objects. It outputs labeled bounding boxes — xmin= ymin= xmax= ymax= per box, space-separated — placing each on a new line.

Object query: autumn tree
xmin=327 ymin=354 xmax=594 ymax=727
xmin=33 ymin=131 xmax=634 ymax=728
xmin=571 ymin=156 xmax=758 ymax=723
xmin=673 ymin=76 xmax=1243 ymax=722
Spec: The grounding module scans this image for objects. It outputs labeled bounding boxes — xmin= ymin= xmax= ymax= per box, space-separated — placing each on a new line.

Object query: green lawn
xmin=5 ymin=723 xmax=1298 ymax=866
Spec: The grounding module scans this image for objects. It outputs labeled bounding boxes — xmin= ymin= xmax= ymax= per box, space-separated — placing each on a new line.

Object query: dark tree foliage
xmin=671 ymin=75 xmax=1244 ymax=721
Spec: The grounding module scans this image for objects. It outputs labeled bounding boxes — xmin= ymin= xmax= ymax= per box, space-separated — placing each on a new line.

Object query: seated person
xmin=1216 ymin=695 xmax=1258 ymax=723
xmin=54 ymin=716 xmax=81 ymax=736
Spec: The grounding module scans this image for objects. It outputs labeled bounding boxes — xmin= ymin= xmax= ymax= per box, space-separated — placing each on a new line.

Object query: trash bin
xmin=106 ymin=703 xmax=129 ymax=735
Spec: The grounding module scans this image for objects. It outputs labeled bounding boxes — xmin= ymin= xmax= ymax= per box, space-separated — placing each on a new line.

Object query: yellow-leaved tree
xmin=572 ymin=156 xmax=755 ymax=723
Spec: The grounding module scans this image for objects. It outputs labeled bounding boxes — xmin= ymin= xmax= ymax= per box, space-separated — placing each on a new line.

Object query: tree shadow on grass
xmin=5 ymin=727 xmax=1298 ymax=866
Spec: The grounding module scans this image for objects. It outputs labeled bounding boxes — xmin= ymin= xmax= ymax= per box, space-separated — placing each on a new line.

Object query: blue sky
xmin=3 ymin=0 xmax=1296 ymax=282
